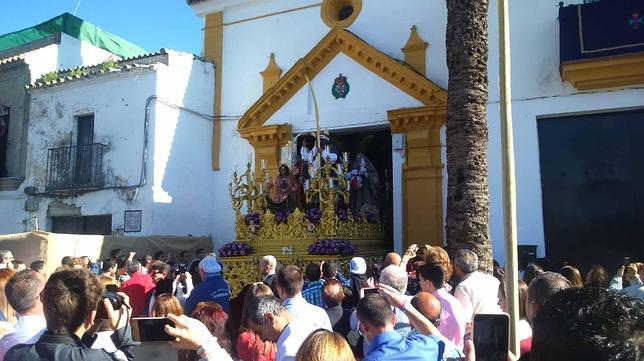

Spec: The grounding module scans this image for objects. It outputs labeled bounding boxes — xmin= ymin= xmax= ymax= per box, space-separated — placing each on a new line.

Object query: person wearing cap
xmin=184 ymin=254 xmax=231 ymax=316
xmin=349 ymin=257 xmax=370 ymax=306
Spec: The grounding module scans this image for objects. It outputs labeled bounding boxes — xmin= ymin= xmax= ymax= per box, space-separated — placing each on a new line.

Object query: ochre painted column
xmin=239 ymin=124 xmax=292 ymax=176
xmin=389 ymin=106 xmax=445 ymax=249
xmin=204 ymin=12 xmax=223 ymax=170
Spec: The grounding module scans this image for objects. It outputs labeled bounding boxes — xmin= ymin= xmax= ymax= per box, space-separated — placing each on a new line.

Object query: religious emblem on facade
xmin=332 ymin=73 xmax=350 ymax=99
xmin=628 ymin=13 xmax=642 ymax=30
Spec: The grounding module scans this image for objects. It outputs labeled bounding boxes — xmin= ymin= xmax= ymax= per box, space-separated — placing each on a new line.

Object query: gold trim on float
xmin=561 ymin=52 xmax=644 ymax=90
xmin=237 ymin=27 xmax=447 ymax=131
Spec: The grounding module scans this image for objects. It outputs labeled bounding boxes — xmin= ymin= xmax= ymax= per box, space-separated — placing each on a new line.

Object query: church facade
xmin=188 ymin=0 xmax=644 ymax=267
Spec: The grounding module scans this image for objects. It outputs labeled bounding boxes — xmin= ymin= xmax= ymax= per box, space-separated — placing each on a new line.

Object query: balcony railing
xmin=46 ymin=143 xmax=107 ymax=192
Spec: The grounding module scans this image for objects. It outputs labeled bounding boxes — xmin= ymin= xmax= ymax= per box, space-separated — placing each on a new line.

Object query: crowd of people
xmin=0 ymin=245 xmax=639 ymax=361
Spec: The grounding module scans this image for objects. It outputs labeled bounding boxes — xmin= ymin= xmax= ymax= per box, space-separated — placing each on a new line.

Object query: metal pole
xmin=304 ymin=73 xmax=321 ymax=170
xmin=498 ymin=0 xmax=520 ymax=356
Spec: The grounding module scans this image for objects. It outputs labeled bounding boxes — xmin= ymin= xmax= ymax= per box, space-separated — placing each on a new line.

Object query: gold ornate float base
xmin=221 ymin=250 xmax=386 ymax=298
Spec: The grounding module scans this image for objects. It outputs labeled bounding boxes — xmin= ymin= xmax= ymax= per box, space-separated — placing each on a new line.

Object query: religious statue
xmin=344 ymin=153 xmax=380 ymax=216
xmin=291 ymin=159 xmax=307 ymax=210
xmin=266 ymin=164 xmax=298 ymax=214
xmin=247 ymin=218 xmax=259 ymax=240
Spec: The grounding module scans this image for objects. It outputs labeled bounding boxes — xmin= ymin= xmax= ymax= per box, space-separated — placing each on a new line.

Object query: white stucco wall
xmin=0 ymin=52 xmax=216 ymax=240
xmin=151 ymin=52 xmax=216 ymax=238
xmin=57 ymin=33 xmax=122 ymax=70
xmin=197 ymin=0 xmax=644 ymax=262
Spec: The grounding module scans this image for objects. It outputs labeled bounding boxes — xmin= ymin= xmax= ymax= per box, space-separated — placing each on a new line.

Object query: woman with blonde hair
xmin=424 ymin=246 xmax=453 ymax=289
xmin=0 ymin=268 xmax=17 ymax=335
xmin=151 ymin=293 xmax=184 ymax=317
xmin=295 ymin=329 xmax=355 ymax=361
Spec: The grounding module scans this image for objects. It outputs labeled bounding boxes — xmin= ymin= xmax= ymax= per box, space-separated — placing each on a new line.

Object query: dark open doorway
xmin=537 ymin=109 xmax=644 ymax=273
xmin=296 ymin=127 xmax=393 ymax=245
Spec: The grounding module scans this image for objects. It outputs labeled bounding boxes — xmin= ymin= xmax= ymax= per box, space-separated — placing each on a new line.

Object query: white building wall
xmin=23 ymin=70 xmax=158 ymax=234
xmin=0 ymin=53 xmax=217 ymax=238
xmin=22 ymin=44 xmax=60 ymax=82
xmin=57 ymin=33 xmax=122 ymax=70
xmin=151 ymin=52 xmax=216 ymax=239
xmin=196 ymin=0 xmax=644 ymax=262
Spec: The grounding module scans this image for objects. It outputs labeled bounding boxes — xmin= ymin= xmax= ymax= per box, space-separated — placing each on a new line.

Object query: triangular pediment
xmin=237 ymin=27 xmax=447 ymax=131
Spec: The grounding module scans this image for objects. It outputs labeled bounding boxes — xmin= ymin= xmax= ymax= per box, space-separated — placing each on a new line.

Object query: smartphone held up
xmin=472 ymin=313 xmax=510 ymax=361
xmin=131 ymin=317 xmax=176 ymax=342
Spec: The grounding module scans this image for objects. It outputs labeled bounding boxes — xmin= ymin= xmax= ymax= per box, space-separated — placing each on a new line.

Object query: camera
xmin=174 ymin=263 xmax=187 ymax=275
xmin=96 ymin=285 xmax=124 ymax=319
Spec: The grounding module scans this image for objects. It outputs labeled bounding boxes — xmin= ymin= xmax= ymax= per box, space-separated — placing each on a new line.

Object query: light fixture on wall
xmin=320 ymin=0 xmax=362 ymax=28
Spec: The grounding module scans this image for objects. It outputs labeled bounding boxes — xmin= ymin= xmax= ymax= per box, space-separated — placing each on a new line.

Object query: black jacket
xmin=5 ymin=327 xmax=135 ymax=361
xmin=325 ymin=305 xmax=352 ymax=339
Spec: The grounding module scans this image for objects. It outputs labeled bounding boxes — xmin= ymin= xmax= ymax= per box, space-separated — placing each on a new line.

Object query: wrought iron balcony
xmin=559 ymin=0 xmax=644 ymax=90
xmin=45 ymin=143 xmax=107 ymax=193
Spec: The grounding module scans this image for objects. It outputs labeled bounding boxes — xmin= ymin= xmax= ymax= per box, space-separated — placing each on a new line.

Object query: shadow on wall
xmin=151 ymin=59 xmax=215 ymax=237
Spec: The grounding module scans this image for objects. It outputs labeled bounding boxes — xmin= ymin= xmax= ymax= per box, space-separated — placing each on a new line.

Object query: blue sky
xmin=0 ymin=0 xmax=204 ymax=55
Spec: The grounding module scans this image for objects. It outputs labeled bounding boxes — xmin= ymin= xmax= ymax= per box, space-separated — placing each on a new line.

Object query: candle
xmin=343 ymin=152 xmax=349 ymax=164
xmin=261 ymin=159 xmax=267 ymax=170
xmin=329 ymin=177 xmax=333 ymax=188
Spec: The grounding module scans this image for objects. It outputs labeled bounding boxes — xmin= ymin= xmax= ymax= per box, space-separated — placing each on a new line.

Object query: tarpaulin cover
xmin=0 ymin=231 xmax=212 ymax=275
xmin=559 ymin=0 xmax=644 ymax=64
xmin=0 ymin=13 xmax=146 ymax=58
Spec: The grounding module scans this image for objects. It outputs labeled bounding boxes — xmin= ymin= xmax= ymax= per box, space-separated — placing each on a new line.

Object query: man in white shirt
xmin=0 ymin=270 xmax=46 ymax=360
xmin=276 ymin=265 xmax=332 ymax=331
xmin=379 ymin=265 xmax=413 ymax=336
xmin=246 ymin=295 xmax=318 ymax=361
xmin=260 ymin=255 xmax=277 ymax=287
xmin=452 ymin=249 xmax=502 ymax=331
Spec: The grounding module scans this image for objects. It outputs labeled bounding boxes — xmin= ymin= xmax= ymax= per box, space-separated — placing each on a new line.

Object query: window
xmin=51 ymin=215 xmax=112 ymax=235
xmin=0 ymin=105 xmax=10 ymax=178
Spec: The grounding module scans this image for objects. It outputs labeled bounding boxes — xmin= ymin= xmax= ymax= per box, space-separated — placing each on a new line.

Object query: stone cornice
xmin=387 ymin=105 xmax=446 ymax=133
xmin=238 ymin=123 xmax=292 ymax=145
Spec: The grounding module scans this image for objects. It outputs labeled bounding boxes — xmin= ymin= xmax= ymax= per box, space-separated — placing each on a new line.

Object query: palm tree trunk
xmin=445 ymin=0 xmax=493 ymax=272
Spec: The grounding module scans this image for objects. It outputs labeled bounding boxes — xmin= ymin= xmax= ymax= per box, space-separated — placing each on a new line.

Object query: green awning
xmin=0 ymin=13 xmax=146 ymax=58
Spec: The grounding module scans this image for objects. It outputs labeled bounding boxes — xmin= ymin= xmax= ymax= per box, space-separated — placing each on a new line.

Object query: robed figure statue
xmin=344 ymin=153 xmax=380 ymax=216
xmin=266 ymin=164 xmax=298 ymax=213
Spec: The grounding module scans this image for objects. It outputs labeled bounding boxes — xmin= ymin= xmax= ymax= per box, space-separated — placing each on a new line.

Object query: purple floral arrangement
xmin=219 ymin=241 xmax=251 ymax=257
xmin=244 ymin=212 xmax=260 ymax=226
xmin=308 ymin=239 xmax=356 ymax=256
xmin=305 ymin=208 xmax=322 ymax=224
xmin=275 ymin=210 xmax=290 ymax=224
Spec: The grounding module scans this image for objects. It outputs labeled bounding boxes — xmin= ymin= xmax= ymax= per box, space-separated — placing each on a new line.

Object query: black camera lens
xmin=96 ymin=288 xmax=124 ymax=319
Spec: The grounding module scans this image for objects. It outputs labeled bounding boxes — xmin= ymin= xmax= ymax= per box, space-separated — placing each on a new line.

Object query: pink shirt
xmin=434 ymin=287 xmax=467 ymax=350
